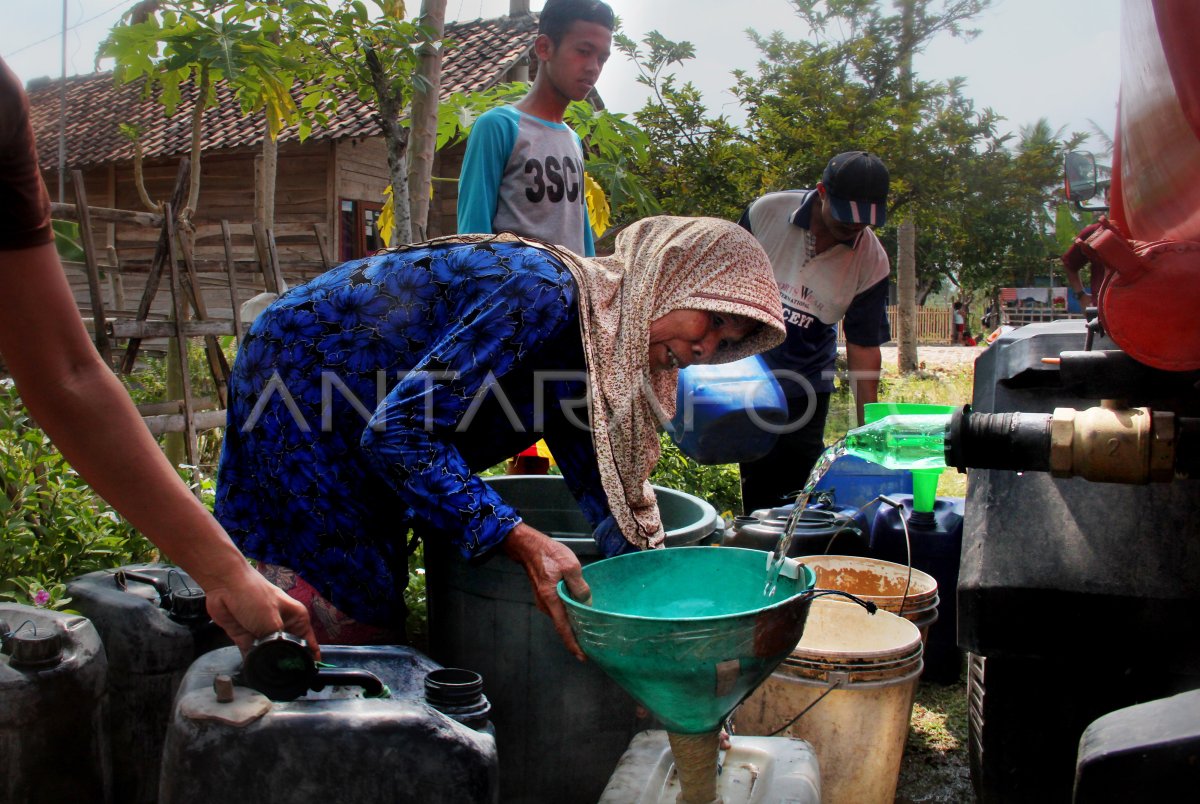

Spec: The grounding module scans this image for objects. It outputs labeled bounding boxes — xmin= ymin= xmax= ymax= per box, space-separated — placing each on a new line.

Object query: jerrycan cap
xmin=8 ymin=622 xmax=65 ymax=669
xmin=168 ymin=587 xmax=209 ymax=624
xmin=240 ymin=632 xmax=316 ymax=701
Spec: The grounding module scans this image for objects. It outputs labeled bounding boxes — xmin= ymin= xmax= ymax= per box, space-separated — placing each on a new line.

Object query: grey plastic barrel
xmin=67 ymin=563 xmax=231 ymax=804
xmin=159 ymin=643 xmax=498 ymax=803
xmin=424 ymin=476 xmax=721 ymax=804
xmin=0 ymin=604 xmax=110 ymax=803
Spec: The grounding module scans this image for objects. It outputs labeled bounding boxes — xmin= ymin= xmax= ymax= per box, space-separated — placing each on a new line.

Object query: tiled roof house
xmin=26 ymin=14 xmax=541 ymax=268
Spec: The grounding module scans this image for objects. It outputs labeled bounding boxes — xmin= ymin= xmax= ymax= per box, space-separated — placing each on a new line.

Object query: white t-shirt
xmin=742 ymin=189 xmax=891 ymax=394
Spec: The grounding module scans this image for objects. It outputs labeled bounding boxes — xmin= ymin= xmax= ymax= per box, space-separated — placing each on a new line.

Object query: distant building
xmin=25 ymin=14 xmax=545 ymax=268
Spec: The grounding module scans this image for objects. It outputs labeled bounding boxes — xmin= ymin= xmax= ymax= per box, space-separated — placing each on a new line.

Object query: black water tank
xmin=424 ymin=476 xmax=721 ymax=804
xmin=869 ymin=494 xmax=964 ymax=684
xmin=159 ymin=643 xmax=498 ymax=803
xmin=67 ymin=563 xmax=231 ymax=804
xmin=960 ymin=320 xmax=1200 ymax=802
xmin=724 ymin=505 xmax=867 ymax=556
xmin=0 ymin=604 xmax=110 ymax=802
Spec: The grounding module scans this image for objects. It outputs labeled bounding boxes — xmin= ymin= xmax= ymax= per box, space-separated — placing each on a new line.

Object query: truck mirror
xmin=1064 ymin=151 xmax=1097 ymax=202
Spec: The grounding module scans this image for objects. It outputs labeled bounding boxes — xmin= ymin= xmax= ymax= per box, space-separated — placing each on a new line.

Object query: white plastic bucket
xmin=734 ymin=598 xmax=923 ymax=804
xmin=797 ymin=553 xmax=939 ymax=644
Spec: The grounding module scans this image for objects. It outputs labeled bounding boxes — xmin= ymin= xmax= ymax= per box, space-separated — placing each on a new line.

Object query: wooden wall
xmin=429 ymin=141 xmax=465 ymax=239
xmin=334 ymin=135 xmax=389 ymax=207
xmin=49 ymin=133 xmax=475 ymax=352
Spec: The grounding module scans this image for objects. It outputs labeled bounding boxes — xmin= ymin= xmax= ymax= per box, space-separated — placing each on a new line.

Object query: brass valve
xmin=1048 ymin=404 xmax=1176 ymax=484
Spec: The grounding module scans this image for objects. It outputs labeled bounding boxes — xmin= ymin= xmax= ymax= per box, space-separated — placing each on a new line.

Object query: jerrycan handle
xmin=116 ymin=567 xmax=210 ymax=625
xmin=116 ymin=568 xmax=170 ymax=598
xmin=238 ymin=631 xmax=385 ymax=701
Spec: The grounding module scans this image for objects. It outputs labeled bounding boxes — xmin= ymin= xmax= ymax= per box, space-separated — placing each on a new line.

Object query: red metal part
xmin=1082 ymin=220 xmax=1200 ymax=372
xmin=1080 ymin=0 xmax=1200 ymax=370
xmin=1113 ymin=0 xmax=1200 ymax=243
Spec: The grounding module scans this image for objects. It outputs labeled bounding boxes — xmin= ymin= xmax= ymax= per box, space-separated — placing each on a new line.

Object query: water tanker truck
xmin=955 ymin=0 xmax=1200 ymax=799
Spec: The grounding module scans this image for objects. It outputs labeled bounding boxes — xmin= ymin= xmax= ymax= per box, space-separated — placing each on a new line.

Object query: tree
xmin=763 ymin=0 xmax=993 ymax=372
xmin=292 ymin=0 xmax=437 ymax=246
xmin=615 ymin=32 xmax=752 ymax=221
xmin=101 ymin=0 xmax=318 ymax=465
xmin=101 ymin=0 xmax=315 ymax=225
xmin=407 ymin=0 xmax=447 ymax=242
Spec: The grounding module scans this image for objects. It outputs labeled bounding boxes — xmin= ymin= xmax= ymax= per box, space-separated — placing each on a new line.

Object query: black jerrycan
xmin=160 ymin=633 xmax=499 ymax=804
xmin=67 ymin=563 xmax=231 ymax=804
xmin=0 ymin=604 xmax=111 ymax=803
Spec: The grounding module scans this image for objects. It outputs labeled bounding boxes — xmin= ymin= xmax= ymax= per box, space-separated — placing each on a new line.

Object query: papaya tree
xmin=99 ymin=0 xmax=319 ymax=226
xmin=285 ymin=0 xmax=439 ymax=247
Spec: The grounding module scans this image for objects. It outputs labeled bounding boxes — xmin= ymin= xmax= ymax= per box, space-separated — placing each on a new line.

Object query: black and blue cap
xmin=821 ymin=151 xmax=889 ymax=227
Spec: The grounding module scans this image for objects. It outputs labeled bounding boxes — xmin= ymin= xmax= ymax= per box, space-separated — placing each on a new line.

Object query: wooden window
xmin=338 ymin=198 xmax=384 ymax=262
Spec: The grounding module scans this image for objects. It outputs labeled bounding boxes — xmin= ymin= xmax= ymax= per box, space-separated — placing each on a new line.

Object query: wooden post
xmin=252 ymin=221 xmax=282 ymax=294
xmin=121 ymin=160 xmax=190 ymax=374
xmin=71 ymin=170 xmax=113 ymax=367
xmin=312 ymin=222 xmax=332 ymax=270
xmin=163 ymin=203 xmax=199 ymax=477
xmin=175 ymin=233 xmax=230 ymax=408
xmin=265 ymin=228 xmax=285 ymax=292
xmin=105 ymin=230 xmax=125 ymax=313
xmin=221 ymin=220 xmax=245 ymax=346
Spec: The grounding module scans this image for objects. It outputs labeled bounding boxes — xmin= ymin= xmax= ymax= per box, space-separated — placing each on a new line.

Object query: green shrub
xmin=405 ymin=539 xmax=428 ymax=652
xmin=0 ymin=381 xmax=156 ymax=609
xmin=650 ymin=433 xmax=744 ymax=518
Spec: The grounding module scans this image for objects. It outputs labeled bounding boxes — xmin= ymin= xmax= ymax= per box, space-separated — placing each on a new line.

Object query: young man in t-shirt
xmin=456 ymin=0 xmax=613 ymax=257
xmin=738 ymin=151 xmax=892 ymax=512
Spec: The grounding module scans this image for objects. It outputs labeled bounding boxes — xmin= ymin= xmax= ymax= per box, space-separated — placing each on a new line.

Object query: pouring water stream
xmin=764 ymin=439 xmax=847 ymax=595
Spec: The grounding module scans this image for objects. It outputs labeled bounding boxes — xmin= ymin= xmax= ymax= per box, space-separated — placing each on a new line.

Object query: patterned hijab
xmin=407 ymin=218 xmax=784 ymax=550
xmin=552 ymin=216 xmax=786 ymax=549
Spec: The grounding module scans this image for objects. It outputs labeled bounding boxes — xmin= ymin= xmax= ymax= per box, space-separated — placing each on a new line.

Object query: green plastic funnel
xmin=558 ymin=547 xmax=817 ymax=735
xmin=863 ymin=402 xmax=956 ymax=513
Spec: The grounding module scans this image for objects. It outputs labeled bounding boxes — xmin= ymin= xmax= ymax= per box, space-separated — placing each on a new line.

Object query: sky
xmin=2 ymin=0 xmax=1121 ymax=149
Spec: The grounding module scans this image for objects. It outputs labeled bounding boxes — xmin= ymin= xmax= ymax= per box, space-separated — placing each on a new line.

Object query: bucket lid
xmin=863 ymin=402 xmax=956 ymax=513
xmin=792 ymin=599 xmax=922 ymax=661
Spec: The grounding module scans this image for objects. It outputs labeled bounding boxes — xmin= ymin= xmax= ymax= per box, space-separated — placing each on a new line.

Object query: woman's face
xmin=647 ymin=310 xmax=758 ymax=371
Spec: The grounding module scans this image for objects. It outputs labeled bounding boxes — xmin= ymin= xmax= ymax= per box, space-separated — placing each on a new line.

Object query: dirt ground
xmin=885 ymin=342 xmax=981 ymax=803
xmin=895 ymin=673 xmax=975 ymax=803
xmin=875 ymin=343 xmax=989 ymax=370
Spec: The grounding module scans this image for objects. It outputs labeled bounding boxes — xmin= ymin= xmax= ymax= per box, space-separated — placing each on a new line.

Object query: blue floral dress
xmin=214 ymin=240 xmax=615 ymax=627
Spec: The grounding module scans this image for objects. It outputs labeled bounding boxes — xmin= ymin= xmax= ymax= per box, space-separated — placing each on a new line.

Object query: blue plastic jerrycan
xmin=671 ymin=355 xmax=787 ymax=465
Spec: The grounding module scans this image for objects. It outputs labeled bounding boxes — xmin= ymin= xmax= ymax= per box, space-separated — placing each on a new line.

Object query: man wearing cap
xmin=738 ymin=151 xmax=892 ymax=512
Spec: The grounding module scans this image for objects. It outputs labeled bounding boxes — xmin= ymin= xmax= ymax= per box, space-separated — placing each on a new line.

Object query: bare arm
xmin=845 ymin=342 xmax=882 ymax=427
xmin=0 ymin=241 xmax=318 ymax=657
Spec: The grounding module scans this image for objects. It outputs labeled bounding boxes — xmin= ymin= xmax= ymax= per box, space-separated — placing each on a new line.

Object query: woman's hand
xmin=501 ymin=522 xmax=590 ymax=661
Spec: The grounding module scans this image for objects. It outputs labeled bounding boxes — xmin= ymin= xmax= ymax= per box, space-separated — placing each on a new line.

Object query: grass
xmin=833 ymin=361 xmax=976 ymax=802
xmin=909 ymin=680 xmax=969 ymax=753
xmin=898 ymin=673 xmax=975 ymax=803
xmin=826 ymin=362 xmax=975 ymax=498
